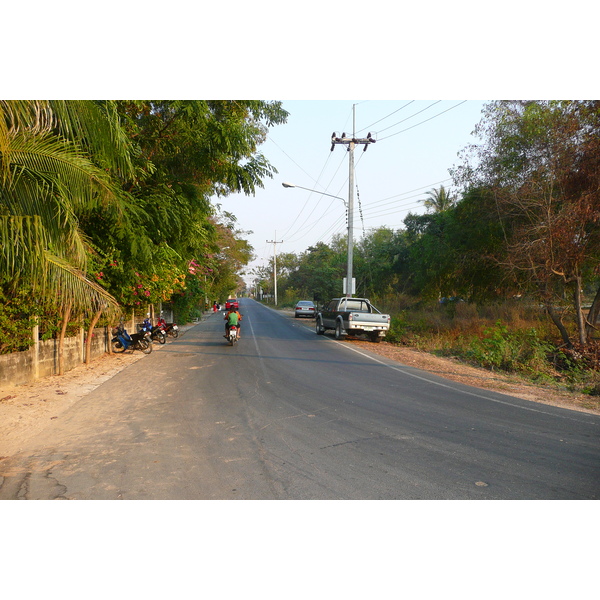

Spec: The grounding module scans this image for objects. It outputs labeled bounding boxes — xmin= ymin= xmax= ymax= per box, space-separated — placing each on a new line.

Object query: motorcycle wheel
xmin=158 ymin=333 xmax=166 ymax=344
xmin=111 ymin=340 xmax=126 ymax=353
xmin=152 ymin=333 xmax=166 ymax=345
xmin=139 ymin=339 xmax=153 ymax=354
xmin=169 ymin=329 xmax=179 ymax=339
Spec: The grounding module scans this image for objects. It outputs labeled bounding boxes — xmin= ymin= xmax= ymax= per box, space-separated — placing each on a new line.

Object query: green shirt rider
xmin=224 ymin=308 xmax=242 ymax=339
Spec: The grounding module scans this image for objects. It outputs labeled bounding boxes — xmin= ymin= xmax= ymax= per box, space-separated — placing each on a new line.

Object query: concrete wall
xmin=0 ymin=327 xmax=110 ymax=387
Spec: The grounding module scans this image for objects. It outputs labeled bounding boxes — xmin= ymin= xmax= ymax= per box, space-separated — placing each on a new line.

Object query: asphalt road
xmin=1 ymin=298 xmax=599 ymax=499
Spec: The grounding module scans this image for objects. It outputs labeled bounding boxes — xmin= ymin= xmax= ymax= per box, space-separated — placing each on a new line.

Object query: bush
xmin=466 ymin=321 xmax=554 ymax=375
xmin=385 ymin=314 xmax=408 ymax=344
xmin=0 ymin=287 xmax=39 ymax=353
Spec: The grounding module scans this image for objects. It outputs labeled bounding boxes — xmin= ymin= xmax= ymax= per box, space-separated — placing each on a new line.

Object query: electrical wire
xmin=263 ymin=101 xmax=467 ymax=256
xmin=284 ymin=196 xmax=345 ymax=245
xmin=356 ymin=101 xmax=415 ymax=134
xmin=281 ymin=151 xmax=348 ymax=242
xmin=373 ymin=101 xmax=442 ymax=135
xmin=360 ymin=178 xmax=453 ymax=211
xmin=378 ymin=101 xmax=468 ymax=141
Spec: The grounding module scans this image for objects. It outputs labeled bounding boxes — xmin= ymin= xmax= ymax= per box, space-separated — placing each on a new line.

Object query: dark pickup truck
xmin=315 ymin=297 xmax=391 ymax=343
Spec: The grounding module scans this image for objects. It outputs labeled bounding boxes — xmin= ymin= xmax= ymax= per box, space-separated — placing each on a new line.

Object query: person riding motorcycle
xmin=224 ymin=307 xmax=242 ymax=339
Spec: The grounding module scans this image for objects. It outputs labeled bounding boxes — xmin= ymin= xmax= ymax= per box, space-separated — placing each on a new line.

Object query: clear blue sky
xmin=220 ymin=100 xmax=488 ymax=282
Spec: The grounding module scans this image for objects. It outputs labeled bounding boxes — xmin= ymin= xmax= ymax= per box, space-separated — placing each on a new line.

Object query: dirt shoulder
xmin=1 ymin=316 xmax=598 ymax=459
xmin=0 ymin=322 xmax=197 ymax=458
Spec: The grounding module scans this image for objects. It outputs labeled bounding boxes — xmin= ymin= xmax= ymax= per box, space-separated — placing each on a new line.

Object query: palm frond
xmin=6 ymin=130 xmax=117 ymax=208
xmin=44 ymin=250 xmax=120 ymax=315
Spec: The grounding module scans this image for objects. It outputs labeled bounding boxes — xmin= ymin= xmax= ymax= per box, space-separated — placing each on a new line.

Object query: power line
xmin=356 ymin=101 xmax=415 ymax=134
xmin=281 ymin=151 xmax=347 ymax=241
xmin=378 ymin=101 xmax=468 ymax=141
xmin=284 ymin=177 xmax=454 ymax=246
xmin=375 ymin=100 xmax=442 ymax=135
xmin=361 ymin=178 xmax=453 ymax=210
xmin=284 ymin=198 xmax=345 ymax=245
xmin=272 ymin=102 xmax=467 ymax=255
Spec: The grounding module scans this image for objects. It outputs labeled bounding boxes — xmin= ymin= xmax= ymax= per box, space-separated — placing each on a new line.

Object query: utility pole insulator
xmin=330 ymin=132 xmax=376 ymax=152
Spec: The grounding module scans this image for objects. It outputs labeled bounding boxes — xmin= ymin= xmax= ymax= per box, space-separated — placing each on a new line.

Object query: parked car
xmin=294 ymin=300 xmax=316 ymax=318
xmin=315 ymin=297 xmax=390 ymax=342
xmin=225 ymin=298 xmax=239 ymax=310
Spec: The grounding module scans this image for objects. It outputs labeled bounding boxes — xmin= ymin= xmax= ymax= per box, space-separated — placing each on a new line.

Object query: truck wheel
xmin=335 ymin=321 xmax=344 ymax=340
xmin=369 ymin=332 xmax=382 ymax=343
xmin=315 ymin=318 xmax=324 ymax=335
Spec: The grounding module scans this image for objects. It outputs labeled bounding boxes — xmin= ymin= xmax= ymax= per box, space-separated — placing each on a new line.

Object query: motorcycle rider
xmin=224 ymin=306 xmax=242 ymax=339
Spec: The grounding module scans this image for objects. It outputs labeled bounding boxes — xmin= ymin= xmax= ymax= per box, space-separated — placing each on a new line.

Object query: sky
xmin=219 ymin=99 xmax=488 ymax=284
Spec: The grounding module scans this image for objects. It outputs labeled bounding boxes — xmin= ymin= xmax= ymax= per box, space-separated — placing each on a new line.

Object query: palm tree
xmin=0 ymin=100 xmax=134 ymax=314
xmin=422 ymin=185 xmax=456 ymax=213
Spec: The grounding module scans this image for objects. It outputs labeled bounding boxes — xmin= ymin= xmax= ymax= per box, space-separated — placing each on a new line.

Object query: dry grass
xmin=376 ymin=298 xmax=599 ymax=396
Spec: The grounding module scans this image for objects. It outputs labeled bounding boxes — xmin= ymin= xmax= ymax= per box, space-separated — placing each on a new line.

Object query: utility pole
xmin=266 ymin=232 xmax=283 ymax=305
xmin=330 ymin=104 xmax=376 ymax=297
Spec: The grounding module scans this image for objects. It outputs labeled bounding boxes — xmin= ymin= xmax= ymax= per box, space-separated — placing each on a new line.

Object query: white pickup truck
xmin=315 ymin=297 xmax=391 ymax=343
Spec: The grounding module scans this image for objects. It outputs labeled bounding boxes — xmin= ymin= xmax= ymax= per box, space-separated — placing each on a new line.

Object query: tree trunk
xmin=573 ymin=275 xmax=587 ymax=345
xmin=546 ymin=303 xmax=572 ymax=348
xmin=585 ymin=282 xmax=600 ymax=339
xmin=58 ymin=301 xmax=72 ymax=376
xmin=85 ymin=309 xmax=102 ymax=365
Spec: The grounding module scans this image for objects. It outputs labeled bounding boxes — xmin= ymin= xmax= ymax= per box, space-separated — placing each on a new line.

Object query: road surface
xmin=1 ymin=298 xmax=598 ymax=499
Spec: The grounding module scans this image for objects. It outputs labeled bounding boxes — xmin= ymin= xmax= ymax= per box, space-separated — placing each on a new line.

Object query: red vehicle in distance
xmin=225 ymin=298 xmax=239 ymax=311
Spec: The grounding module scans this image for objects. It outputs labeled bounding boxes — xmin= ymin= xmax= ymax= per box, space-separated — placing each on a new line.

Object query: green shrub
xmin=0 ymin=287 xmax=39 ymax=353
xmin=385 ymin=314 xmax=408 ymax=344
xmin=466 ymin=321 xmax=553 ymax=375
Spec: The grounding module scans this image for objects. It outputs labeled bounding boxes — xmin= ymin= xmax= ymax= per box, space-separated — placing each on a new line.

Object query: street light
xmin=282 ymin=182 xmax=346 ymax=206
xmin=282 ymin=181 xmax=354 ymax=297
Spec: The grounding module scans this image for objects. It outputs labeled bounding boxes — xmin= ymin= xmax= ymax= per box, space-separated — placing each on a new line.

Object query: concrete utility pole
xmin=266 ymin=232 xmax=283 ymax=305
xmin=330 ymin=105 xmax=376 ymax=297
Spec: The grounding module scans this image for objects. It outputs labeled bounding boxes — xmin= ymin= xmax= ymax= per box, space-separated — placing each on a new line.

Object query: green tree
xmin=421 ymin=185 xmax=456 ymax=213
xmin=82 ymin=100 xmax=287 ymax=312
xmin=354 ymin=227 xmax=402 ymax=299
xmin=403 ymin=211 xmax=456 ymax=300
xmin=0 ymin=100 xmax=134 ymax=315
xmin=287 ymin=242 xmax=344 ymax=302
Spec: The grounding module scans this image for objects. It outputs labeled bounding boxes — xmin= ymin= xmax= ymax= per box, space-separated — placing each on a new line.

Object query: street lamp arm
xmin=282 ymin=182 xmax=346 ymax=206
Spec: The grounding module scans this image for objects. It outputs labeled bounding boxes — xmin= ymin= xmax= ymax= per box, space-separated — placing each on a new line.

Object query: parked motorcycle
xmin=111 ymin=324 xmax=153 ymax=354
xmin=164 ymin=323 xmax=179 ymax=338
xmin=150 ymin=325 xmax=167 ymax=344
xmin=226 ymin=324 xmax=239 ymax=346
xmin=140 ymin=318 xmax=166 ymax=345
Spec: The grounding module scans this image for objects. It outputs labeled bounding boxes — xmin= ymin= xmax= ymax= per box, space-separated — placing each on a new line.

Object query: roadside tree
xmin=454 ymin=100 xmax=600 ymax=346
